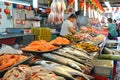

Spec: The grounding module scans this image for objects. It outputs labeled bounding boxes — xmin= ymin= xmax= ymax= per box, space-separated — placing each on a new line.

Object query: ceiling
xmin=99 ymin=0 xmax=120 ymax=7
xmin=3 ymin=0 xmax=120 ymax=8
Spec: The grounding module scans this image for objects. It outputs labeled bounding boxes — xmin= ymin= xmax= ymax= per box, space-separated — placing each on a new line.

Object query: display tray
xmin=53 ymin=43 xmax=72 ymax=47
xmin=71 ymin=45 xmax=100 ymax=54
xmin=21 ymin=46 xmax=61 ymax=54
xmin=0 ymin=53 xmax=34 ymax=77
xmin=106 ymin=46 xmax=117 ymax=48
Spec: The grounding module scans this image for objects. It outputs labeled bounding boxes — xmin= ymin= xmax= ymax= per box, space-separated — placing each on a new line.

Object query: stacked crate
xmin=31 ymin=27 xmax=52 ymax=41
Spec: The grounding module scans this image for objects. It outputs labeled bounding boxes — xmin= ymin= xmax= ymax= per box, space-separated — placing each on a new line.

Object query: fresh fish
xmin=58 ymin=47 xmax=94 ymax=69
xmin=70 ymin=46 xmax=94 ymax=57
xmin=42 ymin=53 xmax=82 ymax=72
xmin=59 ymin=47 xmax=92 ymax=59
xmin=35 ymin=60 xmax=91 ymax=80
xmin=70 ymin=46 xmax=88 ymax=53
xmin=77 ymin=56 xmax=93 ymax=64
xmin=53 ymin=51 xmax=93 ymax=69
xmin=53 ymin=51 xmax=86 ymax=63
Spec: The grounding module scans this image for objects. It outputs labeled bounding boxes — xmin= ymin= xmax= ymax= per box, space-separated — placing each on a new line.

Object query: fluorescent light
xmin=0 ymin=0 xmax=30 ymax=6
xmin=84 ymin=0 xmax=86 ymax=16
xmin=88 ymin=6 xmax=90 ymax=18
xmin=91 ymin=9 xmax=93 ymax=18
xmin=75 ymin=0 xmax=78 ymax=11
xmin=33 ymin=0 xmax=38 ymax=8
xmin=104 ymin=1 xmax=111 ymax=8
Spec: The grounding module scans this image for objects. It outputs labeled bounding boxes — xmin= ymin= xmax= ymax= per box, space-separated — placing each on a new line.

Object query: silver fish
xmin=70 ymin=46 xmax=88 ymax=53
xmin=53 ymin=51 xmax=93 ymax=67
xmin=36 ymin=60 xmax=91 ymax=80
xmin=59 ymin=47 xmax=92 ymax=60
xmin=53 ymin=51 xmax=86 ymax=63
xmin=42 ymin=53 xmax=82 ymax=72
xmin=53 ymin=51 xmax=92 ymax=71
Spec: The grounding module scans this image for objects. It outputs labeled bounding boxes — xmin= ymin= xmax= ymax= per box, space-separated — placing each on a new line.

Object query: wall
xmin=12 ymin=8 xmax=40 ymax=28
xmin=0 ymin=2 xmax=13 ymax=32
xmin=12 ymin=9 xmax=36 ymax=28
xmin=0 ymin=2 xmax=41 ymax=32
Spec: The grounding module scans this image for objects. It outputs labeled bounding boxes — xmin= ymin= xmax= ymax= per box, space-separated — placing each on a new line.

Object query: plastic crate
xmin=94 ymin=59 xmax=113 ymax=79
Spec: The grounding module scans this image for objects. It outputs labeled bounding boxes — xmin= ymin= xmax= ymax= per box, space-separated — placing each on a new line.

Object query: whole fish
xmin=70 ymin=46 xmax=88 ymax=53
xmin=59 ymin=47 xmax=92 ymax=60
xmin=53 ymin=51 xmax=86 ymax=63
xmin=42 ymin=53 xmax=82 ymax=72
xmin=53 ymin=51 xmax=93 ymax=68
xmin=35 ymin=60 xmax=91 ymax=80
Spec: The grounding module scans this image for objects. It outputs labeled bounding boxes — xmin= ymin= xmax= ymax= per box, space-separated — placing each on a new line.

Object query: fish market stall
xmin=95 ymin=30 xmax=108 ymax=36
xmin=0 ymin=0 xmax=109 ymax=79
xmin=22 ymin=37 xmax=102 ymax=80
xmin=0 ymin=35 xmax=103 ymax=80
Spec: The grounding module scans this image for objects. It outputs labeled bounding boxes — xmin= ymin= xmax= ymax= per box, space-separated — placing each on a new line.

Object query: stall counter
xmin=95 ymin=30 xmax=108 ymax=36
xmin=0 ymin=34 xmax=36 ymax=45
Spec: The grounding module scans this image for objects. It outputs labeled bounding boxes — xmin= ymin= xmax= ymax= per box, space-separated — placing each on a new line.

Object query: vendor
xmin=60 ymin=14 xmax=77 ymax=36
xmin=103 ymin=18 xmax=118 ymax=40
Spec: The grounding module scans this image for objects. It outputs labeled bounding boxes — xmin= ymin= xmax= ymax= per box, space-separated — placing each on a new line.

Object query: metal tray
xmin=21 ymin=46 xmax=61 ymax=55
xmin=0 ymin=53 xmax=34 ymax=77
xmin=53 ymin=43 xmax=72 ymax=47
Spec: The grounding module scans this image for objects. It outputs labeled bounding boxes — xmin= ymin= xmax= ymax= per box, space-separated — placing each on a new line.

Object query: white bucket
xmin=117 ymin=37 xmax=120 ymax=43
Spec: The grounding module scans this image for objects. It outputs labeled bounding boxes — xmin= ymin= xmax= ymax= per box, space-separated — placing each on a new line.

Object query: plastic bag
xmin=0 ymin=44 xmax=22 ymax=55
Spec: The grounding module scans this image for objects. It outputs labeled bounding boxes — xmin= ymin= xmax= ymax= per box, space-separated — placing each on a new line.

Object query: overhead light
xmin=104 ymin=1 xmax=111 ymax=8
xmin=0 ymin=0 xmax=30 ymax=6
xmin=74 ymin=0 xmax=78 ymax=11
xmin=33 ymin=0 xmax=38 ymax=8
xmin=84 ymin=0 xmax=86 ymax=16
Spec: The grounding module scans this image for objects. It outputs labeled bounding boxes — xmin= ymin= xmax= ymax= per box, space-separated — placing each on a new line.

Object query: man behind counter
xmin=60 ymin=14 xmax=77 ymax=36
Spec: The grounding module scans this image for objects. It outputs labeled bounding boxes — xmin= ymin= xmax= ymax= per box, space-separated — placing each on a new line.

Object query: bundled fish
xmin=53 ymin=51 xmax=93 ymax=68
xmin=35 ymin=60 xmax=93 ymax=80
xmin=42 ymin=53 xmax=84 ymax=72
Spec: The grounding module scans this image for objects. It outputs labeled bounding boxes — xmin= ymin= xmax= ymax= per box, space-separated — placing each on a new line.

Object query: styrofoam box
xmin=106 ymin=40 xmax=118 ymax=48
xmin=94 ymin=59 xmax=113 ymax=77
